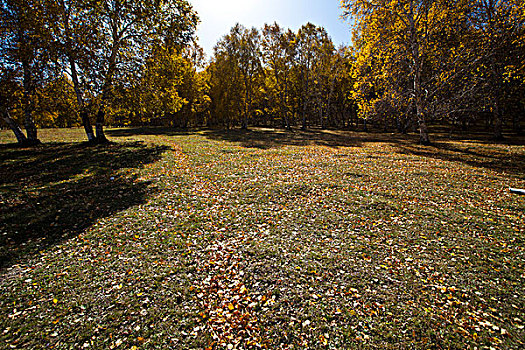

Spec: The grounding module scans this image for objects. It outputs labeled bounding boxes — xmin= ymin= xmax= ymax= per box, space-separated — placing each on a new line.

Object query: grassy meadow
xmin=1 ymin=127 xmax=524 ymax=349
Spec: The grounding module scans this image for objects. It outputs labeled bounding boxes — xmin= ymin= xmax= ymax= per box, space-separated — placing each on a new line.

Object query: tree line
xmin=1 ymin=0 xmax=524 ymax=145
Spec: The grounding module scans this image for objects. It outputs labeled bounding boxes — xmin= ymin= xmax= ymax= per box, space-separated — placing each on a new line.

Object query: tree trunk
xmin=22 ymin=59 xmax=40 ymax=144
xmin=69 ymin=57 xmax=95 ymax=142
xmin=326 ymin=66 xmax=339 ymax=129
xmin=414 ymin=63 xmax=430 ymax=144
xmin=283 ymin=105 xmax=291 ymax=130
xmin=513 ymin=113 xmax=523 ymax=135
xmin=418 ymin=116 xmax=431 ymax=145
xmin=81 ymin=111 xmax=95 ymax=142
xmin=2 ymin=111 xmax=28 ymax=144
xmin=407 ymin=6 xmax=431 ymax=145
xmin=282 ymin=75 xmax=291 ymax=130
xmin=493 ymin=100 xmax=504 ymax=141
xmin=489 ymin=53 xmax=504 ymax=140
xmin=512 ymin=114 xmax=519 ymax=135
xmin=396 ymin=116 xmax=402 ymax=133
xmin=93 ymin=28 xmax=120 ymax=144
xmin=319 ymin=106 xmax=324 ymax=129
xmin=241 ymin=77 xmax=249 ymax=129
xmin=95 ymin=107 xmax=108 ymax=143
xmin=23 ymin=109 xmax=38 ymax=143
xmin=416 ymin=94 xmax=431 ymax=144
xmin=301 ymin=70 xmax=309 ymax=130
xmin=242 ymin=95 xmax=248 ymax=130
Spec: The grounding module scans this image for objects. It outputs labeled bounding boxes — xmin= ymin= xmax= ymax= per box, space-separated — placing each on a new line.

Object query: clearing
xmin=1 ymin=127 xmax=524 ymax=349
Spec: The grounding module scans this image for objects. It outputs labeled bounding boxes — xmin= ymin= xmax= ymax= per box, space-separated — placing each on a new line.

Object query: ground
xmin=0 ymin=127 xmax=524 ymax=349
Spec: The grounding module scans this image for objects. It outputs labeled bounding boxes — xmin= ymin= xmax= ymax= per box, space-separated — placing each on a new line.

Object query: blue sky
xmin=190 ymin=0 xmax=352 ymax=57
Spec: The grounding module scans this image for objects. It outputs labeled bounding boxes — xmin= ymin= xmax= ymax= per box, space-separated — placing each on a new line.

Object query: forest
xmin=1 ymin=0 xmax=524 ymax=145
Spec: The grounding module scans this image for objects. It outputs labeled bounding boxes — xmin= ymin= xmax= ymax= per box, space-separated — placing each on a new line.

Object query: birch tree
xmin=0 ymin=0 xmax=53 ymax=145
xmin=343 ymin=0 xmax=472 ymax=144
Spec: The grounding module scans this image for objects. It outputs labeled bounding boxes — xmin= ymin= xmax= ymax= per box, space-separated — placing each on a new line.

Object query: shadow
xmin=0 ymin=142 xmax=170 ymax=269
xmin=396 ymin=141 xmax=525 ymax=178
xmin=107 ymin=126 xmax=381 ymax=149
xmin=107 ymin=125 xmax=525 ymax=177
xmin=106 ymin=127 xmax=194 ymax=138
xmin=200 ymin=128 xmax=376 ymax=149
xmin=431 ymin=126 xmax=525 ymax=145
xmin=204 ymin=127 xmax=525 ymax=177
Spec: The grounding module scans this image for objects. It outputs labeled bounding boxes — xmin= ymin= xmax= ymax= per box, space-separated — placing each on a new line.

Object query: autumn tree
xmin=50 ymin=0 xmax=198 ymax=142
xmin=176 ymin=43 xmax=211 ymax=127
xmin=309 ymin=32 xmax=336 ymax=128
xmin=323 ymin=46 xmax=356 ymax=129
xmin=51 ymin=0 xmax=98 ymax=141
xmin=93 ymin=0 xmax=198 ymax=141
xmin=210 ymin=24 xmax=262 ymax=129
xmin=0 ymin=67 xmax=26 ymax=143
xmin=295 ymin=23 xmax=321 ymax=130
xmin=208 ymin=45 xmax=244 ymax=128
xmin=343 ymin=0 xmax=480 ymax=143
xmin=261 ymin=23 xmax=296 ymax=129
xmin=0 ymin=0 xmax=54 ymax=145
xmin=135 ymin=47 xmax=188 ymax=126
xmin=231 ymin=24 xmax=262 ymax=129
xmin=208 ymin=22 xmax=358 ymax=131
xmin=34 ymin=74 xmax=79 ymax=128
xmin=110 ymin=42 xmax=208 ymax=128
xmin=467 ymin=0 xmax=524 ymax=139
xmin=343 ymin=0 xmax=525 ymax=140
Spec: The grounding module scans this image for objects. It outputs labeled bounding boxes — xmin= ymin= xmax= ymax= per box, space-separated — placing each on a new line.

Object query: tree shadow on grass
xmin=395 ymin=140 xmax=525 ymax=178
xmin=106 ymin=127 xmax=194 ymax=138
xmin=205 ymin=128 xmax=525 ymax=177
xmin=106 ymin=126 xmax=375 ymax=149
xmin=0 ymin=142 xmax=170 ymax=269
xmin=200 ymin=128 xmax=374 ymax=149
xmin=106 ymin=125 xmax=525 ymax=179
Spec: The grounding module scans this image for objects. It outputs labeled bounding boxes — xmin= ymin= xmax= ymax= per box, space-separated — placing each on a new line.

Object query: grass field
xmin=1 ymin=127 xmax=524 ymax=349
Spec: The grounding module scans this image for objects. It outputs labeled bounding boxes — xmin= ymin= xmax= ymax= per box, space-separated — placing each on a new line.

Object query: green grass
xmin=1 ymin=127 xmax=524 ymax=349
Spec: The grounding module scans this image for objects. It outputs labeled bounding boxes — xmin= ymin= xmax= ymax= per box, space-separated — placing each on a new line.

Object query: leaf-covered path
xmin=1 ymin=128 xmax=524 ymax=349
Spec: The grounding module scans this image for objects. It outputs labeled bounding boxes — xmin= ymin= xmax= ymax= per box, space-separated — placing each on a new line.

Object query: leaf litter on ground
xmin=0 ymin=127 xmax=524 ymax=349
